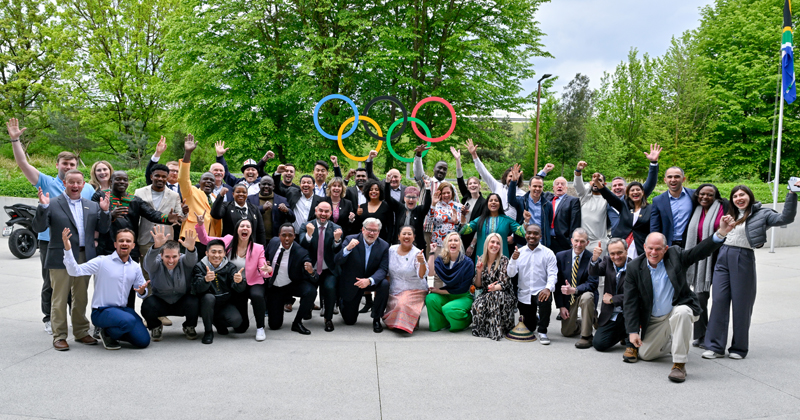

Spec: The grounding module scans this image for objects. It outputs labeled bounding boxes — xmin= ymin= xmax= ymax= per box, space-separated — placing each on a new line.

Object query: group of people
xmin=7 ymin=116 xmax=799 ymax=383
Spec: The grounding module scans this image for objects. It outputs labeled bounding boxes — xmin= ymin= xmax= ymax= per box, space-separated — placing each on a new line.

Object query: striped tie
xmin=570 ymin=255 xmax=579 ymax=306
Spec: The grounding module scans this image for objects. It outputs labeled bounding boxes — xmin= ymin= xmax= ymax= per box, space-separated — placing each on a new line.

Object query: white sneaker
xmin=255 ymin=328 xmax=266 ymax=342
xmin=539 ymin=333 xmax=550 ymax=345
xmin=728 ymin=353 xmax=743 ymax=360
xmin=44 ymin=321 xmax=52 ymax=335
xmin=702 ymin=350 xmax=725 ymax=359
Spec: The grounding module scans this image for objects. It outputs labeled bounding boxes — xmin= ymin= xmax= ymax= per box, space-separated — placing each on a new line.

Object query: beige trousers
xmin=639 ymin=305 xmax=699 ymax=363
xmin=560 ymin=291 xmax=596 ymax=338
xmin=49 ymin=251 xmax=90 ymax=342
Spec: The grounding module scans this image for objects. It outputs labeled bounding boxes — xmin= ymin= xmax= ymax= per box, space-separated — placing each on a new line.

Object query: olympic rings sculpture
xmin=313 ymin=94 xmax=456 ymax=162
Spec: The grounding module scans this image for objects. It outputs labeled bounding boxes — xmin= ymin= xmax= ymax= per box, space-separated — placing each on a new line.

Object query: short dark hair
xmin=284 ymin=163 xmax=296 ymax=170
xmin=355 ymin=167 xmax=368 ymax=174
xmin=300 ymin=174 xmax=314 ymax=183
xmin=64 ymin=169 xmax=84 ymax=179
xmin=398 ymin=225 xmax=416 ymax=236
xmin=207 ymin=239 xmax=226 ymax=251
xmin=279 ymin=223 xmax=295 ymax=234
xmin=160 ymin=240 xmax=181 ymax=254
xmin=115 ymin=228 xmax=136 ymax=241
xmin=314 ymin=160 xmax=329 ymax=171
xmin=151 ymin=164 xmax=170 ymax=175
xmin=667 ymin=166 xmax=685 ymax=176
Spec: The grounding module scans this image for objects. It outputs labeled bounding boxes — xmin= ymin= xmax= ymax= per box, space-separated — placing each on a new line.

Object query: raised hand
xmin=432 ymin=190 xmax=441 ymax=206
xmin=592 ymin=242 xmax=602 ymax=261
xmin=576 ymin=161 xmax=588 ymax=172
xmin=180 ymin=229 xmax=197 ymax=251
xmin=184 ymin=134 xmax=197 ymax=152
xmin=304 ymin=262 xmax=314 ymax=274
xmin=61 ymin=228 xmax=72 ymax=251
xmin=345 ymin=168 xmax=356 ymax=181
xmin=449 ymin=146 xmax=461 ymax=161
xmin=276 ymin=164 xmax=286 ymax=174
xmin=510 ymin=163 xmax=521 ymax=182
xmin=368 ymin=150 xmax=378 ymax=160
xmin=645 ymin=143 xmax=662 ymax=163
xmin=466 ymin=138 xmax=478 ymax=158
xmin=37 ymin=187 xmax=50 ymax=205
xmin=476 ymin=259 xmax=484 ymax=272
xmin=194 ymin=210 xmax=206 ymax=226
xmin=542 ymin=163 xmax=555 ymax=173
xmin=591 ymin=173 xmax=604 ymax=188
xmin=262 ymin=150 xmax=275 ymax=161
xmin=233 ymin=268 xmax=244 ymax=283
xmin=214 ymin=140 xmax=229 ymax=157
xmin=154 ymin=136 xmax=167 ymax=157
xmin=346 ymin=239 xmax=359 ymax=251
xmin=219 ymin=187 xmax=228 ymax=197
xmin=414 ymin=143 xmax=431 ymax=156
xmin=260 ymin=261 xmax=272 ymax=277
xmin=167 ymin=209 xmax=181 ymax=225
xmin=98 ymin=195 xmax=110 ymax=212
xmin=181 ymin=199 xmax=189 ymax=216
xmin=134 ymin=280 xmax=151 ymax=295
xmin=330 ymin=155 xmax=339 ymax=166
xmin=416 ymin=251 xmax=425 ymax=264
xmin=429 ymin=242 xmax=438 ymax=254
xmin=523 ymin=210 xmax=532 ymax=224
xmin=306 ymin=222 xmax=315 ymax=237
xmin=151 ymin=225 xmax=170 ymax=249
xmin=6 ymin=118 xmax=27 ymax=139
xmin=204 ymin=265 xmax=215 ymax=282
xmin=277 ymin=203 xmax=289 ymax=213
xmin=718 ymin=214 xmax=735 ymax=236
xmin=333 ymin=228 xmax=343 ymax=242
xmin=511 ymin=246 xmax=520 ymax=260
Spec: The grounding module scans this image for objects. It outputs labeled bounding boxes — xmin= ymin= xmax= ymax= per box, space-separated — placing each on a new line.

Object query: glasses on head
xmin=364 ymin=227 xmax=380 ymax=234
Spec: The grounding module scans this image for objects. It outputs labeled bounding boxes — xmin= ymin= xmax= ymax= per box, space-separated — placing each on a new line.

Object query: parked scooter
xmin=3 ymin=203 xmax=38 ymax=259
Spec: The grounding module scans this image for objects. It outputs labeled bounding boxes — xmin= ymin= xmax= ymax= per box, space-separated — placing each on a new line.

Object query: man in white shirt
xmin=573 ymin=161 xmax=609 ymax=252
xmin=287 ymin=175 xmax=324 ymax=234
xmin=507 ymin=224 xmax=558 ymax=344
xmin=62 ymin=228 xmax=150 ymax=350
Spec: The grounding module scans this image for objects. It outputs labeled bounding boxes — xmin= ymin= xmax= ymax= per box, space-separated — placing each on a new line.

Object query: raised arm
xmin=365 ymin=151 xmax=379 ymax=181
xmin=598 ymin=185 xmax=623 ymax=212
xmin=573 ymin=161 xmax=588 ymax=199
xmin=6 ymin=118 xmax=40 ymax=185
xmin=412 ymin=144 xmax=428 ymax=183
xmin=642 ymin=143 xmax=662 ymax=196
xmin=467 ymin=138 xmax=499 ymax=192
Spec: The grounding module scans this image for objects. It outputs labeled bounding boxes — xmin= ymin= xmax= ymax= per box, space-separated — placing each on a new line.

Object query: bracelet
xmin=575 ymin=168 xmax=582 ymax=173
xmin=10 ymin=138 xmax=19 ymax=143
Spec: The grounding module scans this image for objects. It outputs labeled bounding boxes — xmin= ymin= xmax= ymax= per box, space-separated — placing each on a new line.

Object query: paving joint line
xmin=0 ymin=413 xmax=61 ymax=420
xmin=0 ymin=346 xmax=52 ymax=373
xmin=709 ymin=359 xmax=800 ymax=402
xmin=374 ymin=341 xmax=383 ymax=420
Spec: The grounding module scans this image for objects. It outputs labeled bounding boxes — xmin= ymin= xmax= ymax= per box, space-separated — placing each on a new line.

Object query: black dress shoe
xmin=373 ymin=319 xmax=383 ymax=333
xmin=216 ymin=327 xmax=229 ymax=335
xmin=292 ymin=321 xmax=311 ymax=335
xmin=202 ymin=331 xmax=214 ymax=344
xmin=359 ymin=302 xmax=373 ymax=314
xmin=324 ymin=319 xmax=334 ymax=332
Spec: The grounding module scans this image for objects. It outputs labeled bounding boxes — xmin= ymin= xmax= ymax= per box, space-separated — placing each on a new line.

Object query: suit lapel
xmin=57 ymin=196 xmax=78 ymax=230
xmin=82 ymin=198 xmax=92 ymax=231
xmin=638 ymin=260 xmax=654 ymax=302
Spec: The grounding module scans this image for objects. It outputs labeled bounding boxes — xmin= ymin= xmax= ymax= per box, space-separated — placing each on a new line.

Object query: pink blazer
xmin=195 ymin=224 xmax=270 ymax=286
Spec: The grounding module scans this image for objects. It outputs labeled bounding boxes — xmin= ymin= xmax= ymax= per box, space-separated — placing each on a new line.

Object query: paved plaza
xmin=0 ymin=238 xmax=799 ymax=419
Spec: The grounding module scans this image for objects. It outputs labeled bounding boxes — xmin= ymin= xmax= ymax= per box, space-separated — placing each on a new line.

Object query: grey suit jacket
xmin=32 ymin=194 xmax=111 ymax=269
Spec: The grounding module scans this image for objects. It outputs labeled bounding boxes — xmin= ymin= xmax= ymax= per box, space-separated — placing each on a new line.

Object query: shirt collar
xmin=571 ymin=250 xmax=582 ymax=261
xmin=110 ymin=251 xmax=132 ymax=265
xmin=234 ymin=202 xmax=248 ymax=210
xmin=616 ymin=262 xmax=627 ymax=273
xmin=281 ymin=242 xmax=293 ymax=252
xmin=648 ymin=260 xmax=665 ymax=271
xmin=669 ymin=189 xmax=688 ymax=200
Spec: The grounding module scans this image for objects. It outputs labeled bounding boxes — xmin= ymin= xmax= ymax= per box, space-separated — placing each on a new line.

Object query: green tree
xmin=548 ymin=73 xmax=593 ymax=175
xmin=44 ymin=109 xmax=99 ymax=165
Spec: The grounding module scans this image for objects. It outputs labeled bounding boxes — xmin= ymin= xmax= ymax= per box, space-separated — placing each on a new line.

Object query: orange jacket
xmin=178 ymin=159 xmax=222 ymax=239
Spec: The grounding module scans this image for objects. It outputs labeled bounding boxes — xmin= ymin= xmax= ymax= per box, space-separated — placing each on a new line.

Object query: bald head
xmin=644 ymin=232 xmax=669 ymax=267
xmin=386 ymin=168 xmax=402 ymax=188
xmin=553 ymin=177 xmax=568 ymax=196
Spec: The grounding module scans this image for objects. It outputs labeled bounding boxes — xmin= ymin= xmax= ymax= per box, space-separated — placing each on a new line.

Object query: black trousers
xmin=235 ymin=285 xmax=267 ymax=331
xmin=40 ymin=240 xmax=53 ymax=322
xmin=339 ymin=279 xmax=389 ymax=325
xmin=199 ymin=293 xmax=242 ymax=333
xmin=518 ymin=293 xmax=552 ymax=334
xmin=319 ymin=270 xmax=338 ymax=320
xmin=694 ymin=291 xmax=710 ymax=341
xmin=267 ymin=281 xmax=317 ymax=330
xmin=593 ymin=315 xmax=631 ymax=351
xmin=141 ymin=294 xmax=199 ymax=330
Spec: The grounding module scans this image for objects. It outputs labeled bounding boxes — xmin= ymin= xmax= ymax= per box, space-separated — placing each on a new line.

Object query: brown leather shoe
xmin=284 ymin=304 xmax=293 ymax=313
xmin=668 ymin=363 xmax=687 ymax=383
xmin=76 ymin=335 xmax=98 ymax=345
xmin=53 ymin=339 xmax=69 ymax=351
xmin=575 ymin=335 xmax=593 ymax=349
xmin=623 ymin=347 xmax=638 ymax=363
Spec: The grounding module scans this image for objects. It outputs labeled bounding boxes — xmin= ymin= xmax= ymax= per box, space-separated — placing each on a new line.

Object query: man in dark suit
xmin=650 ymin=166 xmax=695 ymax=247
xmin=364 ymin=150 xmax=406 ymax=202
xmin=346 ymin=167 xmax=370 ymax=208
xmin=265 ymin=224 xmax=318 ymax=334
xmin=508 ymin=173 xmax=553 ymax=248
xmin=388 ymin=185 xmax=431 ymax=249
xmin=32 ymin=169 xmax=111 ymax=351
xmin=541 ymin=176 xmax=581 ymax=254
xmin=299 ymin=202 xmax=343 ymax=332
xmin=286 ymin=175 xmax=326 ymax=236
xmin=588 ymin=238 xmax=633 ymax=353
xmin=334 ymin=217 xmax=390 ymax=333
xmin=247 ymin=176 xmax=295 ymax=240
xmin=554 ymin=228 xmax=598 ymax=349
xmin=624 ymin=218 xmax=733 ymax=383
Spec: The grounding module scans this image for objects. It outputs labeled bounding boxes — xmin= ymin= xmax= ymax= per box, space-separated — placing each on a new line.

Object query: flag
xmin=783 ymin=0 xmax=796 ymax=104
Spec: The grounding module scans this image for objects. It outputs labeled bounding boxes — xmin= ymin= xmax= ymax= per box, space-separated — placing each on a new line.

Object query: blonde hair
xmin=438 ymin=232 xmax=464 ymax=264
xmin=89 ymin=160 xmax=114 ymax=191
xmin=326 ymin=177 xmax=345 ymax=198
xmin=479 ymin=233 xmax=503 ymax=272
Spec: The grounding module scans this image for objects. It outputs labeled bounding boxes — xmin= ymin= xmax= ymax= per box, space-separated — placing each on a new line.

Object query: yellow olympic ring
xmin=337 ymin=116 xmax=384 ymax=162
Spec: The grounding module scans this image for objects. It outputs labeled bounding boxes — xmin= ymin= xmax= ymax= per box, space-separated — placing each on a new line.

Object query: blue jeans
xmin=91 ymin=306 xmax=150 ymax=349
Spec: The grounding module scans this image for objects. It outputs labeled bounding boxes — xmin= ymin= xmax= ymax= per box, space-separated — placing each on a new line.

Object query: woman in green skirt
xmin=425 ymin=232 xmax=475 ymax=332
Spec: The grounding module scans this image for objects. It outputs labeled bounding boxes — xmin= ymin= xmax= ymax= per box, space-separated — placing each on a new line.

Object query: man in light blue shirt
xmin=62 ymin=228 xmax=150 ymax=350
xmin=7 ymin=118 xmax=94 ymax=335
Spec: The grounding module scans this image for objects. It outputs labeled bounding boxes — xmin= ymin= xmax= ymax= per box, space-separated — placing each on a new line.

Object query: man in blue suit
xmin=650 ymin=167 xmax=695 ymax=247
xmin=334 ymin=217 xmax=390 ymax=333
xmin=554 ymin=228 xmax=599 ymax=349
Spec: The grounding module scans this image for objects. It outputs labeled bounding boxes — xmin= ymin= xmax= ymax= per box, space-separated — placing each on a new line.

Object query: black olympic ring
xmin=362 ymin=95 xmax=408 ymax=141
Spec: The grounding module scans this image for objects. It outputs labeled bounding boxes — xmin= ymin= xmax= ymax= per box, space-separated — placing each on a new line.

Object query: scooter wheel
xmin=9 ymin=228 xmax=37 ymax=259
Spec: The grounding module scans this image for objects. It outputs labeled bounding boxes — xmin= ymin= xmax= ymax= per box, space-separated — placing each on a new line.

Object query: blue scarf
xmin=434 ymin=254 xmax=475 ymax=295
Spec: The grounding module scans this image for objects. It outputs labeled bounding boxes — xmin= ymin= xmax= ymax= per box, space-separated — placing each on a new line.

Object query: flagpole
xmin=770 ymin=83 xmax=785 ymax=253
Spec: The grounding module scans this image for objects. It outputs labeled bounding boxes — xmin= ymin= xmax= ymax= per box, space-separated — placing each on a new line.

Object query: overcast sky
xmin=523 ymin=0 xmax=713 ymax=100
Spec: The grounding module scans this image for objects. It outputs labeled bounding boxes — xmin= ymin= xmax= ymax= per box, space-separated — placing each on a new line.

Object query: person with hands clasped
xmin=141 ymin=226 xmax=201 ymax=342
xmin=624 ymin=215 xmax=735 ymax=383
xmin=425 ymin=233 xmax=475 ymax=332
xmin=62 ymin=228 xmax=150 ymax=350
xmin=507 ymin=224 xmax=558 ymax=344
xmin=588 ymin=239 xmax=634 ymax=353
xmin=471 ymin=233 xmax=516 ymax=340
xmin=192 ymin=239 xmax=248 ymax=344
xmin=210 ymin=183 xmax=267 ymax=245
xmin=554 ymin=228 xmax=599 ymax=349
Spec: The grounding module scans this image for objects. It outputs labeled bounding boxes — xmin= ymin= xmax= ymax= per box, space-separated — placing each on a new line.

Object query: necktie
xmin=273 ymin=247 xmax=285 ymax=282
xmin=317 ymin=224 xmax=325 ymax=275
xmin=570 ymin=254 xmax=579 ymax=306
xmin=551 ymin=196 xmax=558 ymax=229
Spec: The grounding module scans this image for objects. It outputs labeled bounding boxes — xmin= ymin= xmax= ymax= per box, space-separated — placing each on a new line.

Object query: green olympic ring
xmin=386 ymin=117 xmax=432 ymax=163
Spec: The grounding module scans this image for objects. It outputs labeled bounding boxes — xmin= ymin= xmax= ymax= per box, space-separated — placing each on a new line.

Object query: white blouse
xmin=388 ymin=245 xmax=428 ymax=295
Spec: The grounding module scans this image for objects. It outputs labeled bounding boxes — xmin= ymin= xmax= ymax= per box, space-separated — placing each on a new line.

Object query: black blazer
xmin=388 ymin=186 xmax=432 ymax=250
xmin=589 ymin=255 xmax=632 ymax=327
xmin=554 ymin=249 xmax=598 ymax=309
xmin=325 ymin=196 xmax=357 ymax=236
xmin=507 ymin=180 xmax=553 ymax=248
xmin=191 ymin=260 xmax=247 ymax=300
xmin=247 ymin=193 xmax=296 ymax=238
xmin=650 ymin=187 xmax=696 ymax=244
xmin=623 ymin=235 xmax=723 ymax=340
xmin=210 ymin=194 xmax=267 ymax=245
xmin=600 ymin=187 xmax=652 ymax=255
xmin=299 ymin=220 xmax=343 ymax=275
xmin=541 ymin=192 xmax=581 ymax=253
xmin=285 ymin=190 xmax=326 ymax=224
xmin=457 ymin=175 xmax=486 ymax=249
xmin=334 ymin=233 xmax=389 ymax=301
xmin=32 ymin=195 xmax=111 ymax=269
xmin=93 ymin=192 xmax=173 ymax=260
xmin=265 ymin=237 xmax=318 ymax=286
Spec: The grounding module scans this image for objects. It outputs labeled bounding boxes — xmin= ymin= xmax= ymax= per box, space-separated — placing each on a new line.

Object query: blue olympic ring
xmin=313 ymin=94 xmax=359 ymax=140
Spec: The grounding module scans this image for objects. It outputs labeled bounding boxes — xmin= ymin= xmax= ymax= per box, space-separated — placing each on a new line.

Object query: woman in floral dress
xmin=471 ymin=233 xmax=516 ymax=340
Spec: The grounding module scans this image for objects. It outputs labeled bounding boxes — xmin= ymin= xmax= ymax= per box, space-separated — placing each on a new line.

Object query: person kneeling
xmin=141 ymin=225 xmax=201 ymax=341
xmin=62 ymin=228 xmax=150 ymax=350
xmin=265 ymin=224 xmax=318 ymax=334
xmin=192 ymin=239 xmax=246 ymax=344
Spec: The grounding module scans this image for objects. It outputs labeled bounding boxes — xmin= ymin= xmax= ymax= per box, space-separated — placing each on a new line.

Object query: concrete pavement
xmin=1 ymin=238 xmax=799 ymax=419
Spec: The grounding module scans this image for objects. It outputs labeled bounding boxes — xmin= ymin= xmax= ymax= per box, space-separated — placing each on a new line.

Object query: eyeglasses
xmin=405 ymin=196 xmax=418 ymax=200
xmin=364 ymin=227 xmax=380 ymax=234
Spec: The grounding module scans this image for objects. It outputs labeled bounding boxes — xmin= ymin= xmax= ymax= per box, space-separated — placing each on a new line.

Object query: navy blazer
xmin=333 ymin=233 xmax=389 ymax=301
xmin=507 ymin=180 xmax=552 ymax=248
xmin=541 ymin=192 xmax=581 ymax=254
xmin=650 ymin=187 xmax=696 ymax=244
xmin=554 ymin=248 xmax=598 ymax=309
xmin=299 ymin=220 xmax=343 ymax=275
xmin=246 ymin=193 xmax=296 ymax=237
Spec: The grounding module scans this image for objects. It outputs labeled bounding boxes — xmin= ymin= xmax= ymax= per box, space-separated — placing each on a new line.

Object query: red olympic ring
xmin=410 ymin=97 xmax=457 ymax=143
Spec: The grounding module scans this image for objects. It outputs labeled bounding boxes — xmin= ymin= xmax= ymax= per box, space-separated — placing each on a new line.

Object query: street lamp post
xmin=534 ymin=73 xmax=552 ymax=173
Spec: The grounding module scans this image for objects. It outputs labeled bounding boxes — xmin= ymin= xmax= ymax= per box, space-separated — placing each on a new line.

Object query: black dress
xmin=357 ymin=201 xmax=393 ymax=242
xmin=326 ymin=197 xmax=357 ymax=236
